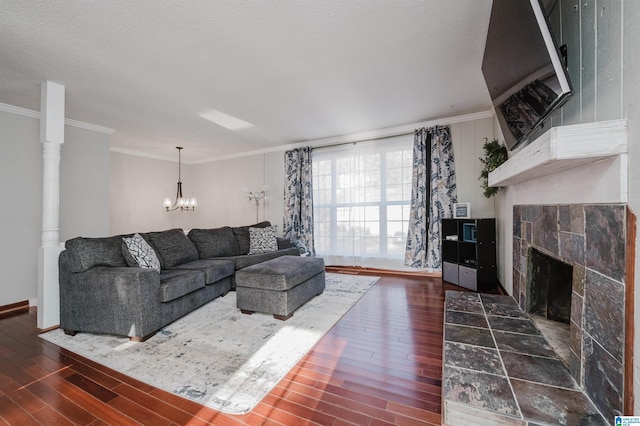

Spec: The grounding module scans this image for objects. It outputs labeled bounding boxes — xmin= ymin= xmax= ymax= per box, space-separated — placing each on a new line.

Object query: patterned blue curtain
xmin=404 ymin=126 xmax=457 ymax=269
xmin=404 ymin=128 xmax=429 ymax=268
xmin=283 ymin=147 xmax=315 ymax=256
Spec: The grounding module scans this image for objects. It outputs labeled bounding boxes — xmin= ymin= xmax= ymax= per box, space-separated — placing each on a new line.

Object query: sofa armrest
xmin=59 ymin=251 xmax=162 ymax=339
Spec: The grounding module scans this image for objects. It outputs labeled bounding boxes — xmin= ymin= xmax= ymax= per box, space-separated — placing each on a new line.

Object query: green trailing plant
xmin=479 ymin=138 xmax=507 ymax=198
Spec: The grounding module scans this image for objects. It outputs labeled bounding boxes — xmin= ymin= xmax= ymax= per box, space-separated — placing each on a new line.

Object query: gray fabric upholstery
xmin=236 ymin=272 xmax=325 ymax=317
xmin=159 ymin=270 xmax=205 ymax=302
xmin=174 ymin=259 xmax=235 ymax=284
xmin=59 ymin=251 xmax=163 ymax=338
xmin=235 ymin=256 xmax=325 ymax=291
xmin=218 ymin=248 xmax=300 ymax=271
xmin=217 ymin=247 xmax=300 ymax=288
xmin=59 ymin=223 xmax=298 ymax=339
xmin=188 ymin=227 xmax=242 ymax=258
xmin=236 ymin=256 xmax=325 ymax=317
xmin=147 ymin=229 xmax=198 ymax=269
xmin=159 ymin=276 xmax=232 ymax=326
xmin=231 ymin=221 xmax=271 ymax=254
xmin=59 ymin=250 xmax=232 ymax=339
xmin=65 ymin=235 xmax=129 ymax=272
xmin=276 ymin=237 xmax=293 ymax=250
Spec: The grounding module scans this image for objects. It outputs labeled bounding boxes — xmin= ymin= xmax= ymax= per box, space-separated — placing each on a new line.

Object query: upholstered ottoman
xmin=235 ymin=256 xmax=325 ymax=320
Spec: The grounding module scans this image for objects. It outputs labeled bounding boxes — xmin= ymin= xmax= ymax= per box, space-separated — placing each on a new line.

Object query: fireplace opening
xmin=526 ymin=248 xmax=573 ymax=364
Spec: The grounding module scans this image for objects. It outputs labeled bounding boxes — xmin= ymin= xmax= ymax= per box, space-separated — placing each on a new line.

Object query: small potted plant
xmin=478 ymin=138 xmax=507 ymax=198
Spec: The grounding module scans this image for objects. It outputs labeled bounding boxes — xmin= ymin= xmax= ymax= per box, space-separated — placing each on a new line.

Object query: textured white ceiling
xmin=0 ymin=0 xmax=493 ymax=162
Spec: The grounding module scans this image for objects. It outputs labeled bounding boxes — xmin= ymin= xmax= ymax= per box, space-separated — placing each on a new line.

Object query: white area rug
xmin=41 ymin=273 xmax=378 ymax=414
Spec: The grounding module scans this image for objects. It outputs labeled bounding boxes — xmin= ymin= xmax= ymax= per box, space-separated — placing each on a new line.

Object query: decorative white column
xmin=37 ymin=81 xmax=65 ymax=330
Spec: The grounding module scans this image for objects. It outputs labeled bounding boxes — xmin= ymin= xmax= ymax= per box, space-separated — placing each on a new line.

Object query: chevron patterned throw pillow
xmin=123 ymin=233 xmax=161 ymax=272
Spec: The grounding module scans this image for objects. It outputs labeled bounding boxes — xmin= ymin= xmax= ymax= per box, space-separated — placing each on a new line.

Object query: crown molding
xmin=0 ymin=102 xmax=39 ymax=119
xmin=109 ymin=147 xmax=182 ymax=163
xmin=64 ymin=118 xmax=115 ymax=135
xmin=0 ymin=102 xmax=115 ymax=134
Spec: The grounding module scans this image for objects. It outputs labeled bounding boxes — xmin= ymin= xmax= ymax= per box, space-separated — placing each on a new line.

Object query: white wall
xmin=0 ymin=108 xmax=110 ymax=307
xmin=110 ymin=152 xmax=197 ymax=235
xmin=191 ymin=153 xmax=282 ymax=230
xmin=110 ymin=151 xmax=285 ymax=236
xmin=60 ymin=126 xmax=110 ymax=240
xmin=450 ymin=117 xmax=495 ymax=219
xmin=0 ymin=111 xmax=42 ymax=307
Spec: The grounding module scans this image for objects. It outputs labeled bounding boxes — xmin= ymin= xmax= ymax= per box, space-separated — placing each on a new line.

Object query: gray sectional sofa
xmin=59 ymin=221 xmax=299 ymax=341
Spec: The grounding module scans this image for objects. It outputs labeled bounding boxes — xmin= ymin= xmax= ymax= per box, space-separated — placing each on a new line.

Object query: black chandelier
xmin=163 ymin=147 xmax=197 ymax=212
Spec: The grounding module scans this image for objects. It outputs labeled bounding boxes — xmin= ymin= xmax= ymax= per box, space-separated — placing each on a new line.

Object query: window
xmin=312 ymin=136 xmax=414 ymax=270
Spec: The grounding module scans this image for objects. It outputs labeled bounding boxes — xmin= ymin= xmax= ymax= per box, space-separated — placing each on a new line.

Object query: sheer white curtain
xmin=312 ymin=136 xmax=415 ymax=270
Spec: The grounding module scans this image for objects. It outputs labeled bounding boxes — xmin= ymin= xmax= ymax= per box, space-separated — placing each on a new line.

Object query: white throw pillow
xmin=248 ymin=226 xmax=278 ymax=254
xmin=123 ymin=233 xmax=161 ymax=272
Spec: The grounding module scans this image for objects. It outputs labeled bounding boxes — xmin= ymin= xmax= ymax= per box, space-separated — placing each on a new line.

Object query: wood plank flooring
xmin=0 ymin=273 xmax=461 ymax=425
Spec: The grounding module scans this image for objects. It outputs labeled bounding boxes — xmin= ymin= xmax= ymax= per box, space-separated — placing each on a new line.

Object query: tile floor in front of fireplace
xmin=442 ymin=291 xmax=607 ymax=426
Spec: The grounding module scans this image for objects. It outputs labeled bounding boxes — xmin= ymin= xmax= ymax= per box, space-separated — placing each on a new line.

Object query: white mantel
xmin=489 ymin=119 xmax=628 ymax=205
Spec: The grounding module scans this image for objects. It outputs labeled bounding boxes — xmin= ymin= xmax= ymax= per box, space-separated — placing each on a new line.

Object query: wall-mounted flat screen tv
xmin=482 ymin=0 xmax=573 ymax=151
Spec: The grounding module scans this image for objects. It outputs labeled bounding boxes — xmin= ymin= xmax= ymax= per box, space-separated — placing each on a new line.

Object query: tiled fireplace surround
xmin=512 ymin=203 xmax=627 ymax=419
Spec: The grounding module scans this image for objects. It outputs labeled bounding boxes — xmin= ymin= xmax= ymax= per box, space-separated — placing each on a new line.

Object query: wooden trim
xmin=324 ymin=265 xmax=441 ymax=278
xmin=626 ymin=206 xmax=636 ymax=414
xmin=0 ymin=300 xmax=29 ymax=317
xmin=37 ymin=324 xmax=60 ymax=333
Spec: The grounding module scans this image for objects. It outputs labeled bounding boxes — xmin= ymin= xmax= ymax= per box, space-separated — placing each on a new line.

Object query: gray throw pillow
xmin=146 ymin=229 xmax=199 ymax=269
xmin=232 ymin=221 xmax=271 ymax=254
xmin=188 ymin=227 xmax=242 ymax=258
xmin=65 ymin=235 xmax=129 ymax=273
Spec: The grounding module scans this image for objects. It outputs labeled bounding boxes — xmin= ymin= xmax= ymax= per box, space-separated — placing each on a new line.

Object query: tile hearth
xmin=442 ymin=291 xmax=606 ymax=426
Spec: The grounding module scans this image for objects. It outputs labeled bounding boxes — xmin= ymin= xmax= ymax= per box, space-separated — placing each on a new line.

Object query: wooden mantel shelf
xmin=488 ymin=119 xmax=628 ymax=187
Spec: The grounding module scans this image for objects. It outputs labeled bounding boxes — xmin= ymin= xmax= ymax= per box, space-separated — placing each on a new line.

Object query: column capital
xmin=40 ymin=81 xmax=65 ymax=145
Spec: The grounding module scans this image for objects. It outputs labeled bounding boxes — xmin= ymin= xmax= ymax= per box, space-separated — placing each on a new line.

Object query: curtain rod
xmin=313 ymin=130 xmax=414 ymax=151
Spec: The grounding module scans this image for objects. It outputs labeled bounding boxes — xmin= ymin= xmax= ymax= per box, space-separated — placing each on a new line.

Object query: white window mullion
xmin=379 ymin=152 xmax=388 ymax=256
xmin=330 ymin=157 xmax=338 ymax=254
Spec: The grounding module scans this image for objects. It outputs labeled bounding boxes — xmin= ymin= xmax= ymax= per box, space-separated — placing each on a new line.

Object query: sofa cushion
xmin=219 ymin=248 xmax=300 ymax=271
xmin=147 ymin=229 xmax=199 ymax=269
xmin=122 ymin=233 xmax=161 ymax=272
xmin=232 ymin=221 xmax=271 ymax=254
xmin=159 ymin=270 xmax=205 ymax=302
xmin=248 ymin=226 xmax=278 ymax=254
xmin=236 ymin=256 xmax=325 ymax=291
xmin=173 ymin=259 xmax=235 ymax=284
xmin=65 ymin=236 xmax=129 ymax=273
xmin=187 ymin=227 xmax=241 ymax=258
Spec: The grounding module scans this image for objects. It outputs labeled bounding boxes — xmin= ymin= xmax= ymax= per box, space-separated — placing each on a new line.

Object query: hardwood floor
xmin=0 ymin=273 xmax=461 ymax=425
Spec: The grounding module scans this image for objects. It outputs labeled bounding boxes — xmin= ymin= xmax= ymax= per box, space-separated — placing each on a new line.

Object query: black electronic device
xmin=482 ymin=0 xmax=573 ymax=150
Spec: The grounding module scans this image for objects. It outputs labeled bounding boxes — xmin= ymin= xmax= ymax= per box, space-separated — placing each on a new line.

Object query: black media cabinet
xmin=441 ymin=218 xmax=497 ymax=292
